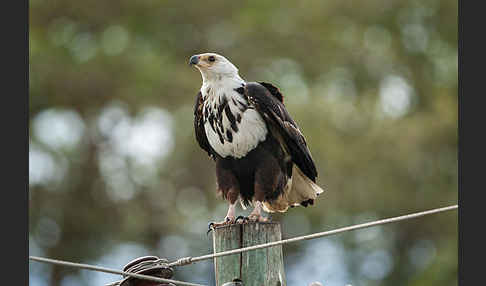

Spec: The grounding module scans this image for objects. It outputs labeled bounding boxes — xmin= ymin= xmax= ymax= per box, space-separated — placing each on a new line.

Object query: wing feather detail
xmin=194 ymin=91 xmax=214 ymax=159
xmin=244 ymin=82 xmax=318 ymax=182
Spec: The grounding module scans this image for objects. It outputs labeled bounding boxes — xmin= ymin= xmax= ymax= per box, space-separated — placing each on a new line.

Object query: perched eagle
xmin=190 ymin=53 xmax=324 ymax=226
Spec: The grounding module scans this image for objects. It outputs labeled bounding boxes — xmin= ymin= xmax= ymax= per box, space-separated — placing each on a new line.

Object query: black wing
xmin=194 ymin=91 xmax=214 ymax=159
xmin=244 ymin=82 xmax=318 ymax=182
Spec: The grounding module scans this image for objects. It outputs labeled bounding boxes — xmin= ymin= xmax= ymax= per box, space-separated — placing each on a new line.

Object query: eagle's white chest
xmin=202 ymin=84 xmax=268 ymax=159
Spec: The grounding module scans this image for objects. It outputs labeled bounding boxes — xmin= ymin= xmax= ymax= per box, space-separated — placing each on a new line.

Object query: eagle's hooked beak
xmin=189 ymin=55 xmax=199 ymax=66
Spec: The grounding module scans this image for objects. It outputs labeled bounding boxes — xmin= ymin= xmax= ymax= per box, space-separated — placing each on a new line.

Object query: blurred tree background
xmin=29 ymin=0 xmax=457 ymax=285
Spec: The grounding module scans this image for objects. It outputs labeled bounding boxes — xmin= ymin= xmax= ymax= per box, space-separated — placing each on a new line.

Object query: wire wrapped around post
xmin=106 ymin=256 xmax=175 ymax=286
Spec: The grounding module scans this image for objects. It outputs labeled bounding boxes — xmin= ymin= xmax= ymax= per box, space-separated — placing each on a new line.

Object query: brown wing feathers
xmin=259 ymin=82 xmax=284 ymax=103
xmin=244 ymin=82 xmax=318 ymax=182
xmin=194 ymin=91 xmax=214 ymax=159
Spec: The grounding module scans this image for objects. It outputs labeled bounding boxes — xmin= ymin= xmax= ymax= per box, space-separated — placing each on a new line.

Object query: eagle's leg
xmin=247 ymin=201 xmax=269 ymax=222
xmin=247 ymin=155 xmax=281 ymax=223
xmin=224 ymin=201 xmax=237 ymax=223
xmin=209 ymin=159 xmax=240 ymax=231
xmin=208 ymin=201 xmax=237 ymax=232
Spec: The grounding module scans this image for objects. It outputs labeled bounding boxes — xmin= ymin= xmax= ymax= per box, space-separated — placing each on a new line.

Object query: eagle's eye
xmin=208 ymin=56 xmax=216 ymax=62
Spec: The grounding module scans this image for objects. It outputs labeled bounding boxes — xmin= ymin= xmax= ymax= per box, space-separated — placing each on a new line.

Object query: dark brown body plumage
xmin=215 ymin=134 xmax=290 ymax=207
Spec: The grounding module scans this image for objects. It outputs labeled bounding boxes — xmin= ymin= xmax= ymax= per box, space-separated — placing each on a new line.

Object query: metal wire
xmin=28 ymin=256 xmax=205 ymax=286
xmin=29 ymin=204 xmax=458 ymax=285
xmin=168 ymin=204 xmax=458 ymax=267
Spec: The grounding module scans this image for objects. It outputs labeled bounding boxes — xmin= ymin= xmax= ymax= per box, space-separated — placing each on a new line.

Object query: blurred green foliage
xmin=29 ymin=0 xmax=457 ymax=285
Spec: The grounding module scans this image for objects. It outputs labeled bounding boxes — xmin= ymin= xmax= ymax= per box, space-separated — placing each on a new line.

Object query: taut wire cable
xmin=28 ymin=256 xmax=205 ymax=286
xmin=29 ymin=204 xmax=458 ymax=284
xmin=168 ymin=204 xmax=458 ymax=267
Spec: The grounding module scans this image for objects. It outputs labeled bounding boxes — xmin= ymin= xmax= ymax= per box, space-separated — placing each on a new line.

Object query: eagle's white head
xmin=189 ymin=53 xmax=242 ymax=83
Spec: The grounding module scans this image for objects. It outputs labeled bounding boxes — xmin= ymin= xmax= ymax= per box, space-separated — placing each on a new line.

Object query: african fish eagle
xmin=190 ymin=53 xmax=325 ymax=227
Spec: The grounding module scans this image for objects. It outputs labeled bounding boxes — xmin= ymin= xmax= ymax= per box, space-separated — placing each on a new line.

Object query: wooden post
xmin=212 ymin=222 xmax=286 ymax=286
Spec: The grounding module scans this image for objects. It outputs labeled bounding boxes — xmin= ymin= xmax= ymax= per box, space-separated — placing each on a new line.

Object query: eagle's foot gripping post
xmin=235 ymin=215 xmax=248 ymax=224
xmin=246 ymin=213 xmax=270 ymax=223
xmin=207 ymin=216 xmax=238 ymax=235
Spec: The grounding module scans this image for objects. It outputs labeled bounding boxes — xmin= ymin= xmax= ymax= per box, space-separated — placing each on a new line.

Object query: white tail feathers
xmin=263 ymin=165 xmax=325 ymax=213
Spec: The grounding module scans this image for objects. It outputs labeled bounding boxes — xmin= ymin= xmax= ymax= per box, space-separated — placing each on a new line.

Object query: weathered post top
xmin=212 ymin=222 xmax=286 ymax=286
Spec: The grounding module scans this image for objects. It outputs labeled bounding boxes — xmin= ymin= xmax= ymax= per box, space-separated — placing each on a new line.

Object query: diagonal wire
xmin=28 ymin=204 xmax=458 ymax=284
xmin=168 ymin=204 xmax=458 ymax=267
xmin=28 ymin=256 xmax=205 ymax=286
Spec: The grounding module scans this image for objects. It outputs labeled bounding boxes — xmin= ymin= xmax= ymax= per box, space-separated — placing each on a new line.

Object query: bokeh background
xmin=29 ymin=0 xmax=458 ymax=285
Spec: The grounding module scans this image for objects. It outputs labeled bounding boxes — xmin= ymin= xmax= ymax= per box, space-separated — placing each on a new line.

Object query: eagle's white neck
xmin=201 ymin=73 xmax=245 ymax=103
xmin=202 ymin=73 xmax=245 ymax=90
